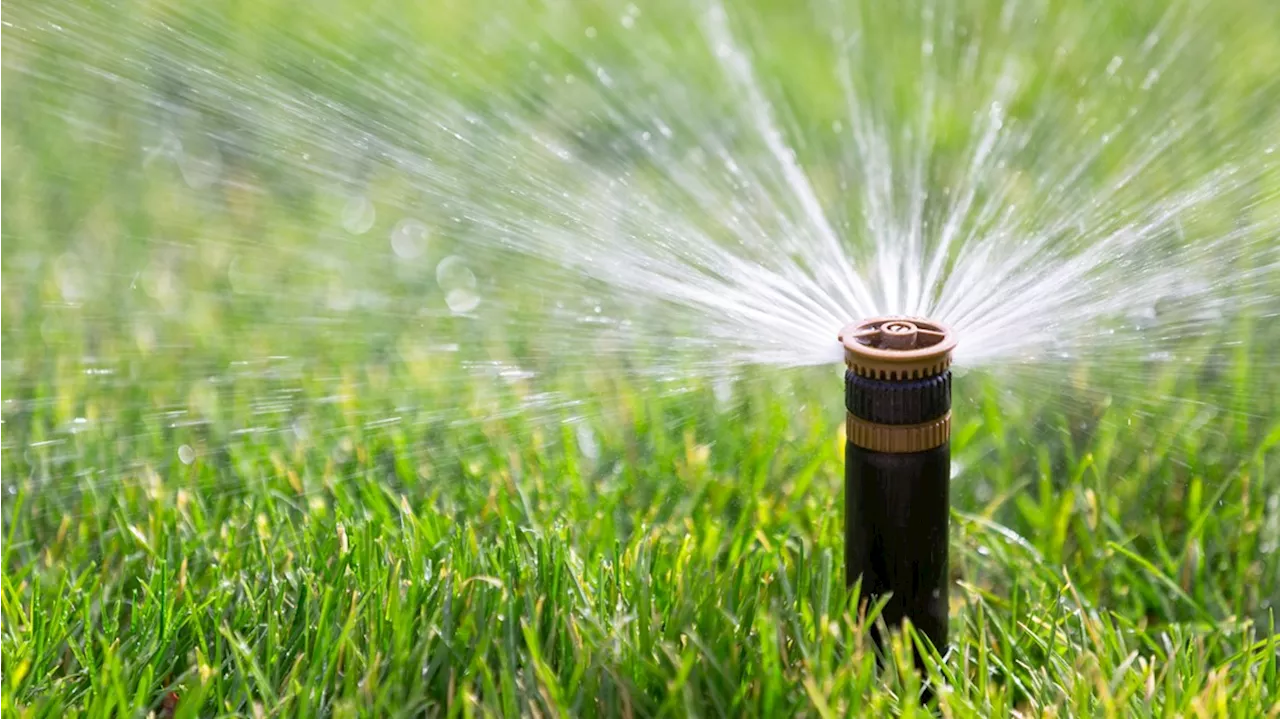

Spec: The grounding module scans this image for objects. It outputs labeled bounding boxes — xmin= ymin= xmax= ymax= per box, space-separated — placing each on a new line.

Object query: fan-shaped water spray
xmin=6 ymin=0 xmax=1276 ymax=391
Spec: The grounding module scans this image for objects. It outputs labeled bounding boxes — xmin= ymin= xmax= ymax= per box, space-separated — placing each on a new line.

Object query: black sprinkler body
xmin=839 ymin=317 xmax=956 ymax=661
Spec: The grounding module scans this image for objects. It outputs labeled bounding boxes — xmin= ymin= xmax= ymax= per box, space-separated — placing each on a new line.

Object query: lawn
xmin=3 ymin=0 xmax=1280 ymax=716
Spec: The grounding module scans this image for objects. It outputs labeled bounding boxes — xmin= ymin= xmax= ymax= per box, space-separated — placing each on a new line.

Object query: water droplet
xmin=341 ymin=195 xmax=376 ymax=235
xmin=178 ymin=133 xmax=222 ymax=190
xmin=390 ymin=219 xmax=429 ymax=260
xmin=576 ymin=423 xmax=599 ymax=460
xmin=974 ymin=480 xmax=991 ymax=501
xmin=713 ymin=377 xmax=734 ymax=407
xmin=436 ymin=256 xmax=480 ymax=314
xmin=620 ymin=4 xmax=639 ymax=29
xmin=54 ymin=253 xmax=86 ymax=302
xmin=178 ymin=445 xmax=195 ymax=465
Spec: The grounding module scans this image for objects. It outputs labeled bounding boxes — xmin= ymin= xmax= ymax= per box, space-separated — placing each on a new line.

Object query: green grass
xmin=4 ymin=0 xmax=1280 ymax=716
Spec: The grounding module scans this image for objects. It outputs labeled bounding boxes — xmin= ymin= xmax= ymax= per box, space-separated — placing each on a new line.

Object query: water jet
xmin=840 ymin=316 xmax=956 ymax=659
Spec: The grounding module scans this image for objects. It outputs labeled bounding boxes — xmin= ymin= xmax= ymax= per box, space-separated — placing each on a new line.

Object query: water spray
xmin=840 ymin=317 xmax=956 ymax=660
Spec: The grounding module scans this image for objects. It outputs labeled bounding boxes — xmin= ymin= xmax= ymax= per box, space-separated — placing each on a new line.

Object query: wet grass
xmin=3 ymin=332 xmax=1278 ymax=716
xmin=4 ymin=0 xmax=1280 ymax=716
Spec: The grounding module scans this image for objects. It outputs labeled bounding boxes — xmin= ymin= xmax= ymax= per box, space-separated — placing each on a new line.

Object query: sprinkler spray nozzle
xmin=840 ymin=316 xmax=956 ymax=671
xmin=839 ymin=315 xmax=957 ymax=380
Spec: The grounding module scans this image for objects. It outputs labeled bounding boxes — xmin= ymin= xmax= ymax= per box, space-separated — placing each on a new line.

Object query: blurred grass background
xmin=4 ymin=0 xmax=1280 ymax=715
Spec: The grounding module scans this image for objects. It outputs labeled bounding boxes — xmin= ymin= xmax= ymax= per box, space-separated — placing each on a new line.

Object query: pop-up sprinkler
xmin=839 ymin=316 xmax=956 ymax=660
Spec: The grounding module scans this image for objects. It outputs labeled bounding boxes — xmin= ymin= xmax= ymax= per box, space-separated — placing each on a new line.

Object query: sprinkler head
xmin=840 ymin=316 xmax=956 ymax=677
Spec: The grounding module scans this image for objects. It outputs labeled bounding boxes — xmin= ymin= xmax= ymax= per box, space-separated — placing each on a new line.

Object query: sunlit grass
xmin=3 ymin=0 xmax=1280 ymax=715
